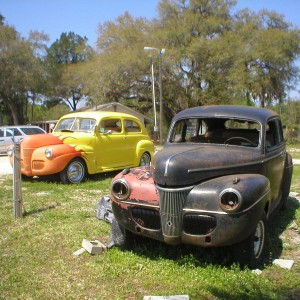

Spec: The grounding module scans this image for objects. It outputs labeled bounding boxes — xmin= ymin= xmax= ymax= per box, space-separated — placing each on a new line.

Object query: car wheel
xmin=139 ymin=152 xmax=151 ymax=166
xmin=60 ymin=157 xmax=86 ymax=184
xmin=232 ymin=212 xmax=267 ymax=268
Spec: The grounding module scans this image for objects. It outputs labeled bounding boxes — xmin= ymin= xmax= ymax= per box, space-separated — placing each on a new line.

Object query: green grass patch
xmin=0 ymin=170 xmax=299 ymax=299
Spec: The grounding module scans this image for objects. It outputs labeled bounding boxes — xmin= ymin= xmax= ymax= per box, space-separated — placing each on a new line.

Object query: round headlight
xmin=219 ymin=188 xmax=242 ymax=212
xmin=111 ymin=179 xmax=130 ymax=201
xmin=45 ymin=148 xmax=52 ymax=158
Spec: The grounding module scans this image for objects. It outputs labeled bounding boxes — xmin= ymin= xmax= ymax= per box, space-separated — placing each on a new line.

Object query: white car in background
xmin=0 ymin=125 xmax=46 ymax=155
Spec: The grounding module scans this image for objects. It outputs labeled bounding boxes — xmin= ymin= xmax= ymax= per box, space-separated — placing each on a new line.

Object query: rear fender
xmin=135 ymin=140 xmax=155 ymax=165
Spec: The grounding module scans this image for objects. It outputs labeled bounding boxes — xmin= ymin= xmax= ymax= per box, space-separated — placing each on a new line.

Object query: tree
xmin=83 ymin=12 xmax=155 ymax=115
xmin=46 ymin=32 xmax=94 ymax=110
xmin=233 ymin=9 xmax=300 ymax=107
xmin=82 ymin=0 xmax=300 ymax=132
xmin=0 ymin=22 xmax=47 ymax=124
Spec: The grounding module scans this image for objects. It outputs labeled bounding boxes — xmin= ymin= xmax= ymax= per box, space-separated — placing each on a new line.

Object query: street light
xmin=144 ymin=47 xmax=165 ymax=145
xmin=147 ymin=56 xmax=158 ymax=143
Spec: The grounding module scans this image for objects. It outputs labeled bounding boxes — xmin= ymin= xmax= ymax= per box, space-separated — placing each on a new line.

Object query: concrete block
xmin=82 ymin=239 xmax=107 ymax=255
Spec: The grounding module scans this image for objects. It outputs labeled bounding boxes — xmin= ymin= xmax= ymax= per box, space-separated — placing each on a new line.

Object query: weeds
xmin=0 ymin=169 xmax=299 ymax=299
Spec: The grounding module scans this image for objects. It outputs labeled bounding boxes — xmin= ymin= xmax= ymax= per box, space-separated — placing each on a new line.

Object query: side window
xmin=100 ymin=119 xmax=122 ymax=133
xmin=0 ymin=129 xmax=4 ymax=137
xmin=266 ymin=119 xmax=283 ymax=149
xmin=170 ymin=119 xmax=200 ymax=142
xmin=6 ymin=128 xmax=22 ymax=137
xmin=79 ymin=118 xmax=96 ymax=131
xmin=124 ymin=120 xmax=141 ymax=132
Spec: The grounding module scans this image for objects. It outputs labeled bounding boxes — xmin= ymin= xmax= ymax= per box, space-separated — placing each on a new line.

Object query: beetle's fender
xmin=185 ymin=174 xmax=271 ymax=214
xmin=135 ymin=140 xmax=155 ymax=164
xmin=26 ymin=144 xmax=84 ymax=176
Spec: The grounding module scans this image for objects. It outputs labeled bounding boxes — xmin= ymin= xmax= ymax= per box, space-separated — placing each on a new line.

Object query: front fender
xmin=27 ymin=144 xmax=84 ymax=176
xmin=185 ymin=174 xmax=271 ymax=214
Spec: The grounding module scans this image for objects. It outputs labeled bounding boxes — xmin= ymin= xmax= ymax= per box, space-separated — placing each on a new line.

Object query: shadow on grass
xmin=109 ymin=196 xmax=299 ymax=270
xmin=23 ymin=203 xmax=59 ymax=217
xmin=21 ymin=171 xmax=119 ymax=184
xmin=266 ymin=196 xmax=299 ymax=263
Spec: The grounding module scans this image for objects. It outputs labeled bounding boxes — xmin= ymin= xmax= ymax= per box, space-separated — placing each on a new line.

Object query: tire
xmin=59 ymin=157 xmax=87 ymax=184
xmin=232 ymin=212 xmax=267 ymax=268
xmin=139 ymin=152 xmax=151 ymax=166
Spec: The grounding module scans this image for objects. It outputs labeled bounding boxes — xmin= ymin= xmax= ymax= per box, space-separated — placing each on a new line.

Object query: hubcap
xmin=253 ymin=220 xmax=265 ymax=258
xmin=68 ymin=161 xmax=84 ymax=183
xmin=140 ymin=153 xmax=151 ymax=166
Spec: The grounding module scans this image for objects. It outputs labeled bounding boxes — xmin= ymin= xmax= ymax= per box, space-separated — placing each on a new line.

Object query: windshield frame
xmin=168 ymin=117 xmax=262 ymax=148
xmin=53 ymin=117 xmax=97 ymax=133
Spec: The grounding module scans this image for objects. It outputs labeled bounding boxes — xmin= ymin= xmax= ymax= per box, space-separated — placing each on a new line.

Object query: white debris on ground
xmin=273 ymin=259 xmax=295 ymax=270
xmin=144 ymin=296 xmax=190 ymax=300
xmin=73 ymin=248 xmax=86 ymax=256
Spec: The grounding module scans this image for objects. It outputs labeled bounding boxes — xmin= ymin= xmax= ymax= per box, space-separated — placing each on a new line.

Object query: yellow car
xmin=15 ymin=111 xmax=154 ymax=183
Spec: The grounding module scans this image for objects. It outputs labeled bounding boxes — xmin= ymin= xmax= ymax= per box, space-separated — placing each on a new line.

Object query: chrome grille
xmin=157 ymin=185 xmax=193 ymax=237
xmin=22 ymin=149 xmax=34 ymax=172
xmin=131 ymin=207 xmax=161 ymax=230
xmin=183 ymin=214 xmax=216 ymax=235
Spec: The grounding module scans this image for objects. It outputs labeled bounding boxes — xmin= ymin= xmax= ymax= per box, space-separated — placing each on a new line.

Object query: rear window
xmin=20 ymin=127 xmax=45 ymax=135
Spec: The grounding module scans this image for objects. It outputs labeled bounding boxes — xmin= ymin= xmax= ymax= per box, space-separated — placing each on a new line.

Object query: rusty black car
xmin=108 ymin=105 xmax=293 ymax=268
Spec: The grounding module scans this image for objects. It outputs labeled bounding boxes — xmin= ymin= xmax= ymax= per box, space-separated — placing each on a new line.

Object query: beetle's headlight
xmin=45 ymin=148 xmax=52 ymax=158
xmin=219 ymin=188 xmax=242 ymax=212
xmin=111 ymin=179 xmax=130 ymax=201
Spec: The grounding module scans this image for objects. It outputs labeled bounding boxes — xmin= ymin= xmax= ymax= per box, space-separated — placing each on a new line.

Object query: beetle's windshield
xmin=54 ymin=117 xmax=96 ymax=133
xmin=169 ymin=117 xmax=261 ymax=148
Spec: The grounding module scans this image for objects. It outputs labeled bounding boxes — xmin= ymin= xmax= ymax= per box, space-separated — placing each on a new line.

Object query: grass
xmin=0 ymin=167 xmax=300 ymax=299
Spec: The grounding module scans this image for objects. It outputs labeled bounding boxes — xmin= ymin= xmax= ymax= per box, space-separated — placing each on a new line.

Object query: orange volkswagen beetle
xmin=10 ymin=111 xmax=154 ymax=183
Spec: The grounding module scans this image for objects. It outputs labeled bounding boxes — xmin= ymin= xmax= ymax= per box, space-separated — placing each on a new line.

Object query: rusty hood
xmin=153 ymin=144 xmax=262 ymax=186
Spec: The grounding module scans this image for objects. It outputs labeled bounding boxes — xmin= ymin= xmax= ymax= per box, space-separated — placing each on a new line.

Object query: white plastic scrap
xmin=73 ymin=247 xmax=86 ymax=256
xmin=144 ymin=296 xmax=189 ymax=300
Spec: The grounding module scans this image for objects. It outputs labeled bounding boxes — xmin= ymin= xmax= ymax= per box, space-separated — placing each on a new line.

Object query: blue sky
xmin=1 ymin=0 xmax=300 ymax=97
xmin=1 ymin=0 xmax=300 ymax=48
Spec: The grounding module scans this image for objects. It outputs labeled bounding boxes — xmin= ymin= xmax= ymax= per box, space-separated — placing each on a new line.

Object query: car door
xmin=122 ymin=118 xmax=144 ymax=164
xmin=264 ymin=118 xmax=286 ymax=211
xmin=94 ymin=117 xmax=130 ymax=170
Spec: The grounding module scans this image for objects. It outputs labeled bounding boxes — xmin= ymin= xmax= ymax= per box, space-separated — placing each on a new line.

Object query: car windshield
xmin=54 ymin=117 xmax=97 ymax=133
xmin=169 ymin=117 xmax=261 ymax=148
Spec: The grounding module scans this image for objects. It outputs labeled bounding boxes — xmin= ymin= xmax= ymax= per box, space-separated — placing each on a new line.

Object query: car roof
xmin=60 ymin=111 xmax=139 ymax=120
xmin=173 ymin=105 xmax=278 ymax=123
xmin=0 ymin=125 xmax=44 ymax=129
